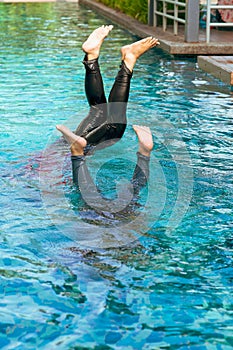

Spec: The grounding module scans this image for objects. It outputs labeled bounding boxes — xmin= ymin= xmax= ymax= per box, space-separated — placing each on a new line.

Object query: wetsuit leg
xmin=84 ymin=61 xmax=133 ymax=146
xmin=75 ymin=56 xmax=107 ymax=137
xmin=108 ymin=61 xmax=132 ymax=105
xmin=71 ymin=155 xmax=109 ymax=210
xmin=83 ymin=55 xmax=107 ymax=106
xmin=71 ymin=155 xmax=90 ymax=186
xmin=131 ymin=152 xmax=150 ymax=196
xmin=106 ymin=61 xmax=132 ymax=140
xmin=113 ymin=151 xmax=150 ymax=217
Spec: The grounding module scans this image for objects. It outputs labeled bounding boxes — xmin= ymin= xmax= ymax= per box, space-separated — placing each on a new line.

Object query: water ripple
xmin=1 ymin=2 xmax=233 ymax=349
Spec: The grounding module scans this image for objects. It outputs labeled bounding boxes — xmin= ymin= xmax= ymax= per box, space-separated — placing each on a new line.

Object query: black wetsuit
xmin=75 ymin=56 xmax=132 ymax=146
xmin=71 ymin=57 xmax=150 ymax=214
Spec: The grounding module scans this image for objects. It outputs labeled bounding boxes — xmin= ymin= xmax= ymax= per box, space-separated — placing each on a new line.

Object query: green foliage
xmin=97 ymin=0 xmax=148 ymax=23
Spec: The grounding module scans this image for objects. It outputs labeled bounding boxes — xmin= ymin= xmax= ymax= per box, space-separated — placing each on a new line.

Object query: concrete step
xmin=198 ymin=55 xmax=233 ymax=87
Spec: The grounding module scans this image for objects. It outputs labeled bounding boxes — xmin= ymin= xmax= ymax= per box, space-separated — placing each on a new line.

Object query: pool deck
xmin=1 ymin=0 xmax=233 ymax=86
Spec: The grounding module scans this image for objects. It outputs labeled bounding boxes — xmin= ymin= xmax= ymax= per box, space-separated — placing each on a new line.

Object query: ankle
xmin=122 ymin=57 xmax=135 ymax=73
xmin=70 ymin=143 xmax=84 ymax=156
xmin=86 ymin=53 xmax=99 ymax=61
xmin=122 ymin=51 xmax=137 ymax=72
xmin=138 ymin=146 xmax=151 ymax=158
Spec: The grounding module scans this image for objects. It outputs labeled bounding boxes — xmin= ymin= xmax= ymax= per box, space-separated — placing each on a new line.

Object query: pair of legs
xmin=57 ymin=25 xmax=159 ymax=149
xmin=57 ymin=26 xmax=158 ymax=214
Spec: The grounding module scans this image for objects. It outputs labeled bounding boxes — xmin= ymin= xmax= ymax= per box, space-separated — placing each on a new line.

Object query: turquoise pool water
xmin=1 ymin=2 xmax=233 ymax=349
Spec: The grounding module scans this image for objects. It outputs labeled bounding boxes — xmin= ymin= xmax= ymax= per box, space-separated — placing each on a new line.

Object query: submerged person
xmin=57 ymin=124 xmax=153 ymax=220
xmin=58 ymin=25 xmax=159 ymax=150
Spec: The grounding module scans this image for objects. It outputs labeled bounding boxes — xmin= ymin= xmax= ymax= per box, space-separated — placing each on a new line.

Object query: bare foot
xmin=133 ymin=125 xmax=153 ymax=157
xmin=82 ymin=25 xmax=114 ymax=60
xmin=121 ymin=37 xmax=160 ymax=72
xmin=56 ymin=125 xmax=87 ymax=156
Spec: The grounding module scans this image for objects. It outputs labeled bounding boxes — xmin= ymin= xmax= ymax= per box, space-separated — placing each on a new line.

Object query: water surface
xmin=1 ymin=2 xmax=233 ymax=349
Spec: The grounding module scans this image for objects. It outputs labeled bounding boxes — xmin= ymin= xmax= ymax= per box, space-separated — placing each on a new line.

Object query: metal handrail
xmin=148 ymin=0 xmax=199 ymax=42
xmin=154 ymin=11 xmax=186 ymax=23
xmin=154 ymin=0 xmax=186 ymax=35
xmin=159 ymin=0 xmax=186 ymax=6
xmin=205 ymin=0 xmax=233 ymax=42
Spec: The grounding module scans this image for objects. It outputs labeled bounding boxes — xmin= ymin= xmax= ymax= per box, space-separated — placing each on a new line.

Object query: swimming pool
xmin=1 ymin=2 xmax=233 ymax=348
